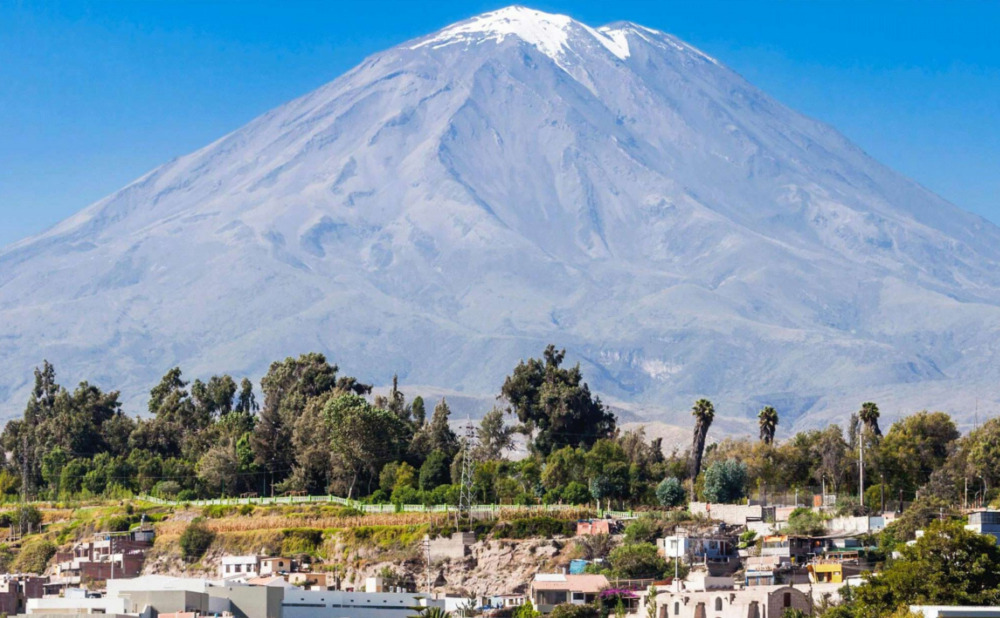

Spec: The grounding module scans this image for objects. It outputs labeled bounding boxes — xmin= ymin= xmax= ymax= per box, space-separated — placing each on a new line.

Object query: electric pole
xmin=858 ymin=424 xmax=865 ymax=509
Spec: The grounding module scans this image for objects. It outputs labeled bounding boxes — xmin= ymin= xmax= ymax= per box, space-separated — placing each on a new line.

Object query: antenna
xmin=458 ymin=417 xmax=478 ymax=528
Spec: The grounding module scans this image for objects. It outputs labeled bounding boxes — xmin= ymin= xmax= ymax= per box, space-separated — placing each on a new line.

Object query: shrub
xmin=103 ymin=515 xmax=135 ymax=532
xmin=14 ymin=505 xmax=42 ymax=534
xmin=237 ymin=504 xmax=255 ymax=516
xmin=500 ymin=517 xmax=575 ymax=539
xmin=13 ymin=538 xmax=56 ymax=573
xmin=624 ymin=518 xmax=660 ymax=545
xmin=202 ymin=505 xmax=235 ymax=519
xmin=176 ymin=489 xmax=198 ymax=501
xmin=179 ymin=520 xmax=215 ymax=561
xmin=575 ymin=533 xmax=616 ymax=561
xmin=0 ymin=543 xmax=13 ymax=572
xmin=655 ymin=477 xmax=686 ymax=507
xmin=282 ymin=528 xmax=324 ymax=555
xmin=550 ymin=604 xmax=599 ymax=618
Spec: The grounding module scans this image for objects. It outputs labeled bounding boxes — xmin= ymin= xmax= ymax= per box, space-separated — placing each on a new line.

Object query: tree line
xmin=2 ymin=345 xmax=997 ymax=527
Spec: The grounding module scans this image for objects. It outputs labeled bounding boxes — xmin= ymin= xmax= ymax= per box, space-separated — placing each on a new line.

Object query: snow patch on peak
xmin=413 ymin=5 xmax=629 ymax=63
xmin=599 ymin=22 xmax=719 ymax=66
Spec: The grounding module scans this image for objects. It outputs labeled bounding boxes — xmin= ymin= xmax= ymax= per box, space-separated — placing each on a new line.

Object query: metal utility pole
xmin=858 ymin=425 xmax=865 ymax=508
xmin=422 ymin=535 xmax=432 ymax=594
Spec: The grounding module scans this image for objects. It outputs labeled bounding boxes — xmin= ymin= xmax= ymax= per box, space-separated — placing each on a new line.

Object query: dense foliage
xmin=827 ymin=519 xmax=1000 ymax=617
xmin=2 ymin=347 xmax=996 ymax=525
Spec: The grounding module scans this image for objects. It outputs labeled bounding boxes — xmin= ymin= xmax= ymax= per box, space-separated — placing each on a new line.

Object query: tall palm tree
xmin=859 ymin=402 xmax=882 ymax=437
xmin=689 ymin=398 xmax=715 ymax=479
xmin=758 ymin=406 xmax=779 ymax=445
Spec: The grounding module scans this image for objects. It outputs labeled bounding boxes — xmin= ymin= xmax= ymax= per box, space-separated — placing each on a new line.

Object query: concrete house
xmin=530 ymin=574 xmax=609 ymax=614
xmin=760 ymin=536 xmax=811 ymax=565
xmin=258 ymin=558 xmax=293 ymax=577
xmin=966 ymin=510 xmax=1000 ymax=545
xmin=220 ymin=556 xmax=260 ymax=579
xmin=657 ymin=536 xmax=734 ymax=565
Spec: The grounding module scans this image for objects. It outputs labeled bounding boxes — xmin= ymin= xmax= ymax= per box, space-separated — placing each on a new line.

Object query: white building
xmin=966 ymin=510 xmax=1000 ymax=545
xmin=282 ymin=589 xmax=444 ymax=618
xmin=220 ymin=556 xmax=261 ymax=579
xmin=26 ymin=596 xmax=128 ymax=615
xmin=910 ymin=607 xmax=1000 ymax=618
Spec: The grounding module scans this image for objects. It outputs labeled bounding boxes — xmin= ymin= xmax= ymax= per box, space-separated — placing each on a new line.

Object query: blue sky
xmin=1 ymin=1 xmax=997 ymax=247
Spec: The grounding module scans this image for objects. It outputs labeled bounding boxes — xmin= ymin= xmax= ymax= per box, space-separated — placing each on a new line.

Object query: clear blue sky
xmin=2 ymin=1 xmax=998 ymax=247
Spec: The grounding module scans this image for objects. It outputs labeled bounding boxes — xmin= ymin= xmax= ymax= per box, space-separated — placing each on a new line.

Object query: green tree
xmin=411 ymin=396 xmax=426 ymax=428
xmin=811 ymin=425 xmax=848 ymax=494
xmin=656 ymin=477 xmax=686 ymax=507
xmin=500 ymin=345 xmax=615 ymax=456
xmin=859 ymin=402 xmax=882 ymax=438
xmin=543 ymin=446 xmax=586 ymax=490
xmin=476 ymin=407 xmax=515 ymax=460
xmin=964 ymin=417 xmax=1000 ymax=489
xmin=608 ymin=543 xmax=668 ymax=579
xmin=880 ymin=411 xmax=958 ymax=496
xmin=428 ymin=399 xmax=459 ymax=457
xmin=419 ymin=450 xmax=451 ymax=490
xmin=179 ymin=520 xmax=215 ymax=561
xmin=562 ymin=481 xmax=591 ymax=505
xmin=846 ymin=519 xmax=1000 ymax=616
xmin=784 ymin=507 xmax=826 ymax=536
xmin=702 ymin=459 xmax=747 ymax=503
xmin=253 ymin=354 xmax=356 ymax=493
xmin=758 ymin=406 xmax=778 ymax=445
xmin=589 ymin=461 xmax=629 ymax=510
xmin=644 ymin=585 xmax=657 ymax=618
xmin=326 ymin=394 xmax=411 ymax=498
xmin=689 ymin=399 xmax=715 ymax=479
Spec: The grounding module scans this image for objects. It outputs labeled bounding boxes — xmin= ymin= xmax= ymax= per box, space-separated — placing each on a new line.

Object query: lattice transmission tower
xmin=457 ymin=417 xmax=478 ymax=527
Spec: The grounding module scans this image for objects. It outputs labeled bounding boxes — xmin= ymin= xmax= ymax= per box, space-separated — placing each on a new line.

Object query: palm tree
xmin=410 ymin=607 xmax=451 ymax=618
xmin=859 ymin=402 xmax=882 ymax=437
xmin=758 ymin=406 xmax=779 ymax=445
xmin=689 ymin=398 xmax=715 ymax=479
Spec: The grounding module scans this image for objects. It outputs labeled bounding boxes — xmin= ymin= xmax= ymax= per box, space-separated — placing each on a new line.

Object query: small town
xmin=1 ymin=496 xmax=998 ymax=618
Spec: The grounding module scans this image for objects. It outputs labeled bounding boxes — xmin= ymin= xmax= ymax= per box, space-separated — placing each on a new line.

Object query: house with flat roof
xmin=219 ymin=556 xmax=260 ymax=580
xmin=966 ymin=510 xmax=1000 ymax=545
xmin=530 ymin=574 xmax=609 ymax=614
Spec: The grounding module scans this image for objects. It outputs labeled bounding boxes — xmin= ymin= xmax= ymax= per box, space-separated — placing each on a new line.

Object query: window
xmin=674 ymin=602 xmax=680 ymax=615
xmin=783 ymin=593 xmax=791 ymax=608
xmin=714 ymin=598 xmax=722 ymax=611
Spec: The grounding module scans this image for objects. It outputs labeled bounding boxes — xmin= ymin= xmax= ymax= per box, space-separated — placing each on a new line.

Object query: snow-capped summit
xmin=2 ymin=7 xmax=999 ymax=430
xmin=412 ymin=6 xmax=630 ymax=61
